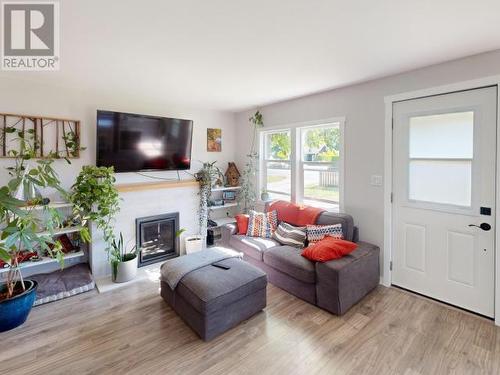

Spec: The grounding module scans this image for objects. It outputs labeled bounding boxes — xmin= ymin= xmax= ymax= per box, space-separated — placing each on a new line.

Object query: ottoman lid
xmin=176 ymin=258 xmax=267 ymax=315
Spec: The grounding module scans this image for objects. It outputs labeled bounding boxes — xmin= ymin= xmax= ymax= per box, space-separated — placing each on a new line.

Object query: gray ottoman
xmin=161 ymin=257 xmax=267 ymax=341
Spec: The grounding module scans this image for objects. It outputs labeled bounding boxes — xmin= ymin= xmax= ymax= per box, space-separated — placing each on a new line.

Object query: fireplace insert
xmin=135 ymin=212 xmax=180 ymax=267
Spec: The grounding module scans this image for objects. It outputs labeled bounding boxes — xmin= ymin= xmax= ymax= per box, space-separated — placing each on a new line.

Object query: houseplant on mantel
xmin=70 ymin=166 xmax=121 ymax=274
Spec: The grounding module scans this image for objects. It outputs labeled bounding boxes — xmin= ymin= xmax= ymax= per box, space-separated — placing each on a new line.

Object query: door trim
xmin=383 ymin=75 xmax=500 ymax=325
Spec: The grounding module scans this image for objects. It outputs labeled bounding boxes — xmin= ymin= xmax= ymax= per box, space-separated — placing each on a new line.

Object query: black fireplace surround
xmin=136 ymin=212 xmax=180 ymax=267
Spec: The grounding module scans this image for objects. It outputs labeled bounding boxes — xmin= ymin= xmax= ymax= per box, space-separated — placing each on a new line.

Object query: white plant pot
xmin=112 ymin=256 xmax=138 ymax=283
xmin=185 ymin=235 xmax=204 ymax=254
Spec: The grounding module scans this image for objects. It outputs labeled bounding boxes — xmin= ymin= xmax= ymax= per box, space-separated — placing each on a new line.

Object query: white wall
xmin=0 ymin=76 xmax=237 ymax=276
xmin=235 ymin=49 xmax=500 ymax=280
xmin=0 ymin=76 xmax=236 ymax=191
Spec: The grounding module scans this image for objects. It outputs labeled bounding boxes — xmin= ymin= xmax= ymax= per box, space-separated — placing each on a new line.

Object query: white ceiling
xmin=2 ymin=0 xmax=500 ymax=112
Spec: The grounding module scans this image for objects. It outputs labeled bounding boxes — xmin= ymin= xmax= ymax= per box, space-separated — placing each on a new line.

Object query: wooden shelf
xmin=211 ymin=186 xmax=241 ymax=192
xmin=116 ymin=179 xmax=198 ymax=193
xmin=37 ymin=225 xmax=83 ymax=237
xmin=209 ymin=202 xmax=238 ymax=210
xmin=19 ymin=202 xmax=72 ymax=211
xmin=212 ymin=217 xmax=237 ymax=228
xmin=0 ymin=250 xmax=85 ymax=274
xmin=0 ymin=226 xmax=84 ymax=247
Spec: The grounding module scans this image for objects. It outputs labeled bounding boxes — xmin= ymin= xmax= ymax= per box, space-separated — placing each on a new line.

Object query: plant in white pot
xmin=110 ymin=233 xmax=138 ymax=283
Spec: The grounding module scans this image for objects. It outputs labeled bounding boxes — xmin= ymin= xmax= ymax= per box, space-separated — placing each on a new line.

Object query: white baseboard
xmin=95 ymin=263 xmax=161 ymax=293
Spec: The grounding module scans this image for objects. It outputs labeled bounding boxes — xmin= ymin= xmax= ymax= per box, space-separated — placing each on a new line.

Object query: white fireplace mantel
xmin=89 ymin=181 xmax=200 ymax=278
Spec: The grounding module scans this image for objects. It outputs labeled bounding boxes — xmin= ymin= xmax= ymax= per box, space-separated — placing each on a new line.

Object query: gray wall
xmin=235 ymin=49 xmax=500 ymax=279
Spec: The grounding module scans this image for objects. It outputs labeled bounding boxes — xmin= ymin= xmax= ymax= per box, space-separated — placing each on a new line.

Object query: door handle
xmin=468 ymin=223 xmax=491 ymax=231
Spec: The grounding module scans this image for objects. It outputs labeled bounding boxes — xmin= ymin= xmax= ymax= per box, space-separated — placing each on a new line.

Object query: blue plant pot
xmin=0 ymin=280 xmax=38 ymax=332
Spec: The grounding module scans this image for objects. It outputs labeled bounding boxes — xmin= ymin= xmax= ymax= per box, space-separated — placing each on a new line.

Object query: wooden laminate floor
xmin=1 ymin=277 xmax=500 ymax=375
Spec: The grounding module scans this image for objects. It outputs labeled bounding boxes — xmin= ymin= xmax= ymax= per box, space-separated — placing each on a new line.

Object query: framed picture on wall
xmin=207 ymin=128 xmax=222 ymax=152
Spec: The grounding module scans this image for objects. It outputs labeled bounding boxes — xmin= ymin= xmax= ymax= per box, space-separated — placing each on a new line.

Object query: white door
xmin=392 ymin=86 xmax=497 ymax=317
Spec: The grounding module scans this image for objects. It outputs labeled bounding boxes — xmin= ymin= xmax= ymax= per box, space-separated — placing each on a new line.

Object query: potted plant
xmin=0 ymin=160 xmax=68 ymax=331
xmin=183 ymin=226 xmax=203 ymax=254
xmin=239 ymin=111 xmax=264 ymax=212
xmin=70 ymin=166 xmax=120 ymax=254
xmin=0 ymin=123 xmax=86 ymax=332
xmin=261 ymin=188 xmax=270 ymax=201
xmin=110 ymin=232 xmax=138 ymax=283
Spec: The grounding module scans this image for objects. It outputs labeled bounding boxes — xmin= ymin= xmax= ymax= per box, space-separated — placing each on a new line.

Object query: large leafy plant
xmin=0 ymin=189 xmax=65 ymax=300
xmin=239 ymin=111 xmax=264 ymax=212
xmin=70 ymin=166 xmax=120 ymax=251
xmin=0 ymin=130 xmax=76 ymax=300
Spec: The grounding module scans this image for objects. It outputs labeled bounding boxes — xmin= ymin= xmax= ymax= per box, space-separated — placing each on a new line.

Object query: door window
xmin=408 ymin=111 xmax=474 ymax=207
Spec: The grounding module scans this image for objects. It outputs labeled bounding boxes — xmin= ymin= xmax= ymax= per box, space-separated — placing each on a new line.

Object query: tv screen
xmin=96 ymin=110 xmax=193 ymax=172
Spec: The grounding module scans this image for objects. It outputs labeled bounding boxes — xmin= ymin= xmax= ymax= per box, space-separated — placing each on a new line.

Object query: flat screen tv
xmin=96 ymin=110 xmax=193 ymax=172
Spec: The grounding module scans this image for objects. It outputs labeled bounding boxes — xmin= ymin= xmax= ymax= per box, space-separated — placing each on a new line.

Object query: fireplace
xmin=136 ymin=212 xmax=180 ymax=267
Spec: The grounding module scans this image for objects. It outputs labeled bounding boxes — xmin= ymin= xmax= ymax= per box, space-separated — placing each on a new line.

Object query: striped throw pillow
xmin=306 ymin=224 xmax=343 ymax=245
xmin=272 ymin=222 xmax=306 ymax=248
xmin=246 ymin=210 xmax=278 ymax=238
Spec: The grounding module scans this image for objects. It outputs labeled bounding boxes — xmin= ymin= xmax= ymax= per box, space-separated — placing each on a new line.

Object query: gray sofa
xmin=221 ymin=210 xmax=379 ymax=315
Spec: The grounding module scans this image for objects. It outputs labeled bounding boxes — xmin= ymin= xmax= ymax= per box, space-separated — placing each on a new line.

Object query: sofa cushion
xmin=264 ymin=202 xmax=356 ymax=242
xmin=306 ymin=223 xmax=343 ymax=244
xmin=272 ymin=222 xmax=306 ymax=248
xmin=229 ymin=235 xmax=280 ymax=261
xmin=263 ymin=246 xmax=316 ymax=284
xmin=302 ymin=237 xmax=358 ymax=262
xmin=175 ymin=257 xmax=267 ymax=315
xmin=315 ymin=212 xmax=355 ymax=241
xmin=235 ymin=214 xmax=249 ymax=234
xmin=267 ymin=200 xmax=325 ymax=226
xmin=246 ymin=210 xmax=278 ymax=238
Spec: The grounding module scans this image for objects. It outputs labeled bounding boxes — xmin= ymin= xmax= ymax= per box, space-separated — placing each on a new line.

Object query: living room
xmin=1 ymin=1 xmax=500 ymax=374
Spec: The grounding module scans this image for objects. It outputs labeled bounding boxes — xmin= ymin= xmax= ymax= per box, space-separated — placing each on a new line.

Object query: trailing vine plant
xmin=2 ymin=119 xmax=85 ymax=162
xmin=239 ymin=111 xmax=264 ymax=213
xmin=61 ymin=130 xmax=84 ymax=158
xmin=194 ymin=161 xmax=223 ymax=236
xmin=70 ymin=166 xmax=120 ymax=252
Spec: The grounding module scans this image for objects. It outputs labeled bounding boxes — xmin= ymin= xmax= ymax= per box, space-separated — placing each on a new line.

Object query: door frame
xmin=383 ymin=75 xmax=500 ymax=325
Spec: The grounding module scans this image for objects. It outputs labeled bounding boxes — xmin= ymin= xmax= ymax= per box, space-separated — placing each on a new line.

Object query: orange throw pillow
xmin=235 ymin=214 xmax=249 ymax=235
xmin=301 ymin=236 xmax=357 ymax=262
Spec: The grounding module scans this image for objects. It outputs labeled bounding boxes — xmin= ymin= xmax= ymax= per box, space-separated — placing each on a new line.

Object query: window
xmin=301 ymin=124 xmax=340 ymax=209
xmin=260 ymin=120 xmax=343 ymax=211
xmin=408 ymin=111 xmax=473 ymax=207
xmin=262 ymin=130 xmax=291 ymax=200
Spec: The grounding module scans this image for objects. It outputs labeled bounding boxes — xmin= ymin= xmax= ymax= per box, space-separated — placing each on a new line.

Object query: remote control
xmin=212 ymin=263 xmax=231 ymax=270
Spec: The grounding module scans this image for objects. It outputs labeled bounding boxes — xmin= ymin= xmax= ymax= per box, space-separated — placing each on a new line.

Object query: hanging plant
xmin=194 ymin=161 xmax=223 ymax=235
xmin=239 ymin=111 xmax=264 ymax=213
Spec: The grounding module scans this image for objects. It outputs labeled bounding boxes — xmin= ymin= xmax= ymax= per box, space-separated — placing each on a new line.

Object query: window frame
xmin=262 ymin=129 xmax=292 ymax=199
xmin=300 ymin=123 xmax=342 ymax=207
xmin=259 ymin=118 xmax=345 ymax=211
